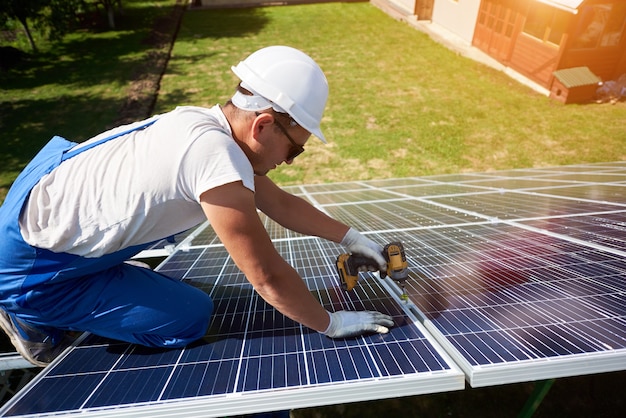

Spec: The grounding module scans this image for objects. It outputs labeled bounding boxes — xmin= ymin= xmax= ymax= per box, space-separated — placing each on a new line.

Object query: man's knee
xmin=135 ymin=293 xmax=213 ymax=348
xmin=183 ymin=291 xmax=214 ymax=341
xmin=156 ymin=289 xmax=213 ymax=347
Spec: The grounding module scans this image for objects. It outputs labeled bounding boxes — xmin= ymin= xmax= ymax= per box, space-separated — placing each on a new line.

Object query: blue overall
xmin=0 ymin=122 xmax=212 ymax=347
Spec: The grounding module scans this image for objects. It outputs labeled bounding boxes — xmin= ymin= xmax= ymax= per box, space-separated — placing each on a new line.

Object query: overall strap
xmin=62 ymin=118 xmax=158 ymax=162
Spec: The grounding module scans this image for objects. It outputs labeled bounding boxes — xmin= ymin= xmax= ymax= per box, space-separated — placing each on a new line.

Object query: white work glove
xmin=323 ymin=310 xmax=394 ymax=338
xmin=340 ymin=228 xmax=387 ymax=272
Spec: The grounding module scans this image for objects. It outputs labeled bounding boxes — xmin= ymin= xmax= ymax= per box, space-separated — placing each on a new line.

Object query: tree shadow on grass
xmin=177 ymin=7 xmax=270 ymax=42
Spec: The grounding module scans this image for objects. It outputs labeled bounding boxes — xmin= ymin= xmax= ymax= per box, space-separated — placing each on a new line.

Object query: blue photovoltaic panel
xmin=2 ymin=162 xmax=626 ymax=416
xmin=428 ymin=190 xmax=623 ymax=221
xmin=0 ymin=240 xmax=462 ymax=417
xmin=398 ymin=224 xmax=626 ymax=386
xmin=353 ymin=163 xmax=625 ymax=387
xmin=519 ymin=213 xmax=626 ymax=251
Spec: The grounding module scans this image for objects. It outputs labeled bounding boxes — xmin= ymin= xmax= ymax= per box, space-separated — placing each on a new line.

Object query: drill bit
xmin=399 ymin=283 xmax=409 ymax=302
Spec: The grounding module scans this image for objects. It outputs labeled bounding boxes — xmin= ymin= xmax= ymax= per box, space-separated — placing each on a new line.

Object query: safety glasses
xmin=256 ymin=112 xmax=305 ymax=160
xmin=272 ymin=117 xmax=305 ymax=160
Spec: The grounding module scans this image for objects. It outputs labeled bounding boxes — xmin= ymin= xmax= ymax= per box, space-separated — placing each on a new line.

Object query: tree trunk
xmin=18 ymin=17 xmax=38 ymax=53
xmin=107 ymin=7 xmax=115 ymax=29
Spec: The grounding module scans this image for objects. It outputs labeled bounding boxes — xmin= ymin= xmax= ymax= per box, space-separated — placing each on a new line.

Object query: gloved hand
xmin=323 ymin=310 xmax=394 ymax=338
xmin=340 ymin=228 xmax=387 ymax=272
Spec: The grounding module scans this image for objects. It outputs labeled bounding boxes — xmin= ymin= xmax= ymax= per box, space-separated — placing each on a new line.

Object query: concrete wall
xmin=388 ymin=0 xmax=415 ymax=15
xmin=432 ymin=0 xmax=480 ymax=44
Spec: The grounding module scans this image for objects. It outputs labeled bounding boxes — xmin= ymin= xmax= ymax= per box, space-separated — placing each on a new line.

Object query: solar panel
xmin=2 ymin=162 xmax=626 ymax=416
xmin=371 ymin=163 xmax=626 ymax=387
xmin=0 ymin=240 xmax=462 ymax=417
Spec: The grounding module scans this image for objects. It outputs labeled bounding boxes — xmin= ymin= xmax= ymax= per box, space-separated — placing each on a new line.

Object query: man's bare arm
xmin=254 ymin=175 xmax=349 ymax=243
xmin=200 ymin=181 xmax=330 ymax=333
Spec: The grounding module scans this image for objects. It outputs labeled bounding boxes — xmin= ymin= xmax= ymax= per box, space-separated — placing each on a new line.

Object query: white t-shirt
xmin=19 ymin=105 xmax=255 ymax=257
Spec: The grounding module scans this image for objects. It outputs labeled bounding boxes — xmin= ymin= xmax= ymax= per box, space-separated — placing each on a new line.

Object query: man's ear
xmin=252 ymin=112 xmax=274 ymax=141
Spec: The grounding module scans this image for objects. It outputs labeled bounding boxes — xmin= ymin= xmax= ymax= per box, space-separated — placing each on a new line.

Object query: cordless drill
xmin=336 ymin=242 xmax=409 ymax=300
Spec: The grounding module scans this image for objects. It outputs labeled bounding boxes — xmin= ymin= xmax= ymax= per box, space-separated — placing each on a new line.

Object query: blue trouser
xmin=0 ymin=124 xmax=212 ymax=347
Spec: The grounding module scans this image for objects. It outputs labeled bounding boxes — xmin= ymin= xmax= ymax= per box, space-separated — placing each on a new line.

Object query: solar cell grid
xmin=306 ymin=189 xmax=399 ymax=205
xmin=3 ymin=162 xmax=626 ymax=416
xmin=1 ymin=238 xmax=461 ymax=417
xmin=477 ymin=169 xmax=551 ymax=177
xmin=297 ymin=182 xmax=366 ymax=193
xmin=325 ymin=200 xmax=486 ymax=231
xmin=400 ymin=221 xmax=626 ymax=385
xmin=360 ymin=177 xmax=426 ymax=187
xmin=259 ymin=212 xmax=301 ymax=240
xmin=383 ymin=183 xmax=489 ymax=197
xmin=421 ymin=173 xmax=491 ymax=182
xmin=461 ymin=178 xmax=577 ymax=190
xmin=539 ymin=173 xmax=626 ymax=183
xmin=539 ymin=183 xmax=626 ymax=197
xmin=431 ymin=191 xmax=625 ymax=220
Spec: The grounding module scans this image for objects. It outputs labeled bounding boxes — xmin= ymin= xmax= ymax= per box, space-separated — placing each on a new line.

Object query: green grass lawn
xmin=157 ymin=2 xmax=626 ymax=189
xmin=1 ymin=2 xmax=625 ymax=202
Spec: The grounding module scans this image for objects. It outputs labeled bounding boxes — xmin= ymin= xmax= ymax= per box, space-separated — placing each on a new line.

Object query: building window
xmin=523 ymin=3 xmax=568 ymax=46
xmin=478 ymin=0 xmax=516 ymax=37
xmin=571 ymin=3 xmax=626 ymax=49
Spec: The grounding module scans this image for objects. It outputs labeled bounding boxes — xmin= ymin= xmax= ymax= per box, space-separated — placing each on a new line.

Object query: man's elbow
xmin=245 ymin=263 xmax=294 ymax=298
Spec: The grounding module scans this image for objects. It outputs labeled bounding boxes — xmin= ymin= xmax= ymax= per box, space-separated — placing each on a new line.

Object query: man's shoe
xmin=0 ymin=310 xmax=75 ymax=367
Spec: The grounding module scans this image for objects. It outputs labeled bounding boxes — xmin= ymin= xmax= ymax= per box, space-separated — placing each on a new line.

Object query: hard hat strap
xmin=231 ymin=83 xmax=289 ymax=115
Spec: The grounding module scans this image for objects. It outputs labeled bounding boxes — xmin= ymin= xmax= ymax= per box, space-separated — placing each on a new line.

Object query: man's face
xmin=252 ymin=113 xmax=310 ymax=176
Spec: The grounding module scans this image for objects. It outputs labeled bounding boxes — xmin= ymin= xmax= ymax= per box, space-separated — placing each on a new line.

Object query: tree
xmin=0 ymin=0 xmax=50 ymax=52
xmin=46 ymin=0 xmax=87 ymax=41
xmin=0 ymin=0 xmax=86 ymax=52
xmin=96 ymin=0 xmax=123 ymax=29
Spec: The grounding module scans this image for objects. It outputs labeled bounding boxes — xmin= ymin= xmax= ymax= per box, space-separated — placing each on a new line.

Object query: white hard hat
xmin=231 ymin=45 xmax=329 ymax=143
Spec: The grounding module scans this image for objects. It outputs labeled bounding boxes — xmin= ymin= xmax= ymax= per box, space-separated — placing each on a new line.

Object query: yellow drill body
xmin=336 ymin=242 xmax=409 ymax=299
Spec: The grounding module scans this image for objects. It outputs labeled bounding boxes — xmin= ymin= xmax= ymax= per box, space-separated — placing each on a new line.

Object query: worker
xmin=0 ymin=46 xmax=394 ymax=367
